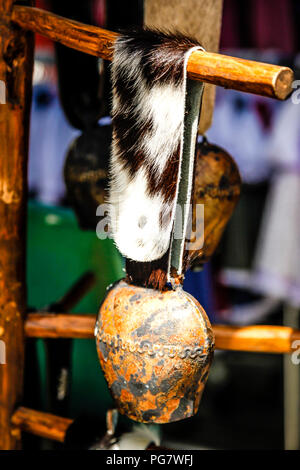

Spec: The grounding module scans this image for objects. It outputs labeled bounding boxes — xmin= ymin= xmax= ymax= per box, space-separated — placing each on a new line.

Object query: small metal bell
xmin=64 ymin=125 xmax=111 ymax=230
xmin=183 ymin=138 xmax=241 ymax=270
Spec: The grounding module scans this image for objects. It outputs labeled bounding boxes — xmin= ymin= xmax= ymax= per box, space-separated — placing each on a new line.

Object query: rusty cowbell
xmin=95 ymin=279 xmax=214 ymax=424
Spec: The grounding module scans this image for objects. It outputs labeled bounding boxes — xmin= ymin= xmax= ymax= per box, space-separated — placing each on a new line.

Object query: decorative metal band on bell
xmin=96 ymin=280 xmax=215 ymax=424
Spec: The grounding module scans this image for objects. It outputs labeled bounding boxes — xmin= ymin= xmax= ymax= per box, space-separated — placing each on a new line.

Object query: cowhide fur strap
xmin=109 ymin=29 xmax=204 ymax=270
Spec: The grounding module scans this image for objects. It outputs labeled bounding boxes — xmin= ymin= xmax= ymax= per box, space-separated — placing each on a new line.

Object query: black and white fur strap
xmin=109 ymin=29 xmax=204 ymax=269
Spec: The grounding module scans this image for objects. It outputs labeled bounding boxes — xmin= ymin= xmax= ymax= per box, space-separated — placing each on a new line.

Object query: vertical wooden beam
xmin=144 ymin=0 xmax=224 ymax=134
xmin=0 ymin=0 xmax=34 ymax=449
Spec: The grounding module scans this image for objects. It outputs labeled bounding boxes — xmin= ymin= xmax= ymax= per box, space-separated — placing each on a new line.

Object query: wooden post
xmin=145 ymin=0 xmax=224 ymax=134
xmin=0 ymin=0 xmax=34 ymax=449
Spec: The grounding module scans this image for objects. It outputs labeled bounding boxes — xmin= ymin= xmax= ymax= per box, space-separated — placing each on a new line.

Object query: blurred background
xmin=24 ymin=0 xmax=300 ymax=450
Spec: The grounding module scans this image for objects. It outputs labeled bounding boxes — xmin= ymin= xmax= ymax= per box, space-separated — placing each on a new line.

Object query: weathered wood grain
xmin=213 ymin=325 xmax=300 ymax=354
xmin=11 ymin=5 xmax=293 ymax=100
xmin=0 ymin=0 xmax=34 ymax=450
xmin=25 ymin=313 xmax=96 ymax=339
xmin=11 ymin=407 xmax=73 ymax=442
xmin=145 ymin=0 xmax=223 ymax=134
xmin=12 ymin=6 xmax=118 ymax=60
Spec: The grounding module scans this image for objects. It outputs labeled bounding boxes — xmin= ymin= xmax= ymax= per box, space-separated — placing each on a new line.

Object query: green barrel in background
xmin=27 ymin=201 xmax=124 ymax=418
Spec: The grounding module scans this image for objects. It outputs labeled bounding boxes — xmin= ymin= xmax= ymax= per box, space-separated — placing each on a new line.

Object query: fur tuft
xmin=109 ymin=29 xmax=202 ymax=262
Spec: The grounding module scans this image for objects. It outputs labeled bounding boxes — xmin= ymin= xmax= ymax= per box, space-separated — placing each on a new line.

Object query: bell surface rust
xmin=96 ymin=280 xmax=214 ymax=424
xmin=183 ymin=138 xmax=241 ymax=270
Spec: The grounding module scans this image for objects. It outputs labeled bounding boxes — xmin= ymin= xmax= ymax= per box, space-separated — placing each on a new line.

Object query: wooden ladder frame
xmin=0 ymin=0 xmax=299 ymax=450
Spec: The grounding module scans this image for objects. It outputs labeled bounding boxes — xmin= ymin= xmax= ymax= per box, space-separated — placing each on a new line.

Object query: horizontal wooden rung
xmin=25 ymin=313 xmax=96 ymax=339
xmin=11 ymin=407 xmax=73 ymax=442
xmin=11 ymin=5 xmax=293 ymax=100
xmin=24 ymin=313 xmax=300 ymax=354
xmin=213 ymin=324 xmax=300 ymax=354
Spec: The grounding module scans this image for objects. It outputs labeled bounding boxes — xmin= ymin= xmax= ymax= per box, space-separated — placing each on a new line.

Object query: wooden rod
xmin=213 ymin=324 xmax=300 ymax=354
xmin=11 ymin=5 xmax=293 ymax=100
xmin=187 ymin=51 xmax=293 ymax=100
xmin=25 ymin=313 xmax=96 ymax=339
xmin=11 ymin=6 xmax=118 ymax=60
xmin=11 ymin=407 xmax=73 ymax=442
xmin=0 ymin=0 xmax=34 ymax=450
xmin=24 ymin=313 xmax=300 ymax=354
xmin=11 ymin=407 xmax=164 ymax=447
